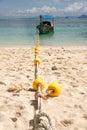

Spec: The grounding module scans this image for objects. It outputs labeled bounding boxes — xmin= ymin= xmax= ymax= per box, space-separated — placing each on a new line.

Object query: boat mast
xmin=40 ymin=15 xmax=43 ymax=25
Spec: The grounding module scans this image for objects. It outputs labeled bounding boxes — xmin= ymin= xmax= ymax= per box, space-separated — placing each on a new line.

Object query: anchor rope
xmin=33 ymin=30 xmax=56 ymax=130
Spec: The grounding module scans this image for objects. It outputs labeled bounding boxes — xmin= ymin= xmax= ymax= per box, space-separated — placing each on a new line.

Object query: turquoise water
xmin=0 ymin=18 xmax=87 ymax=46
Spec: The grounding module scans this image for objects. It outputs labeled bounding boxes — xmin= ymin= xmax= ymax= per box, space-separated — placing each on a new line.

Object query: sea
xmin=0 ymin=17 xmax=87 ymax=46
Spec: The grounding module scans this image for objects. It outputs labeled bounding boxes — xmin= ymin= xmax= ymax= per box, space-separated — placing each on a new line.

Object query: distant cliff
xmin=78 ymin=15 xmax=87 ymax=18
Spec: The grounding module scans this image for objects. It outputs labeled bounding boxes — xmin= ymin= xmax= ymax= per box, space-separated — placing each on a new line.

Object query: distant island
xmin=65 ymin=16 xmax=69 ymax=19
xmin=78 ymin=15 xmax=87 ymax=18
xmin=64 ymin=15 xmax=87 ymax=19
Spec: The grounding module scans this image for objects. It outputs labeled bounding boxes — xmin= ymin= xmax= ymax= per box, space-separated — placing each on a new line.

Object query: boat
xmin=37 ymin=15 xmax=54 ymax=34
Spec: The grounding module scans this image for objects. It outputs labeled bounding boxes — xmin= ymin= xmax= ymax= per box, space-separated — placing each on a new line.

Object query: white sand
xmin=0 ymin=46 xmax=87 ymax=130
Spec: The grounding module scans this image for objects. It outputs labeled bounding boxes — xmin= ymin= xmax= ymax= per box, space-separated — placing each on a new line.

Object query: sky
xmin=0 ymin=0 xmax=87 ymax=18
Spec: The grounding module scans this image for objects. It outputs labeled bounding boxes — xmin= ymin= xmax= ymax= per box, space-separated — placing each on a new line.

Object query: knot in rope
xmin=35 ymin=112 xmax=55 ymax=130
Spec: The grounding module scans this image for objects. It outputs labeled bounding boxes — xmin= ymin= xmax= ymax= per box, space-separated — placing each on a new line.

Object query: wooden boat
xmin=37 ymin=15 xmax=54 ymax=34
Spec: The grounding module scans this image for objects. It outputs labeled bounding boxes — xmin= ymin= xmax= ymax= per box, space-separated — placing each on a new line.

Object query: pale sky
xmin=0 ymin=0 xmax=87 ymax=18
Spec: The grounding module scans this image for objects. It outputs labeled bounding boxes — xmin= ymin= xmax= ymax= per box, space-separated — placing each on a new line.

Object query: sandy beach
xmin=0 ymin=46 xmax=87 ymax=130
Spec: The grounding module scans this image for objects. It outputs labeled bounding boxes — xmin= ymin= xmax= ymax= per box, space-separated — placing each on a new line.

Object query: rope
xmin=34 ymin=30 xmax=40 ymax=79
xmin=35 ymin=62 xmax=38 ymax=79
xmin=34 ymin=30 xmax=43 ymax=112
xmin=35 ymin=112 xmax=54 ymax=130
xmin=33 ymin=30 xmax=56 ymax=130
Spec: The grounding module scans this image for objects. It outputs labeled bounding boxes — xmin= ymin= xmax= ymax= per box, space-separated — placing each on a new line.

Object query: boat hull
xmin=37 ymin=24 xmax=54 ymax=34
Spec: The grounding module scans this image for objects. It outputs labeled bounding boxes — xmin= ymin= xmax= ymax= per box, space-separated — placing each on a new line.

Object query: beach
xmin=0 ymin=46 xmax=87 ymax=130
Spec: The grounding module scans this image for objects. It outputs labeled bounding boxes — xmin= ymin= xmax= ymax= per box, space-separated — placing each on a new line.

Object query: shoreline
xmin=0 ymin=44 xmax=87 ymax=49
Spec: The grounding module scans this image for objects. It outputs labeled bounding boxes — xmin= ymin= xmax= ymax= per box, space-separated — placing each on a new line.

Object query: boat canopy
xmin=43 ymin=15 xmax=54 ymax=20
